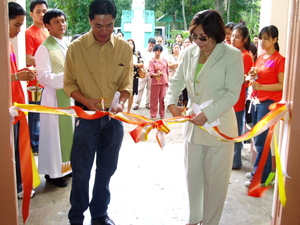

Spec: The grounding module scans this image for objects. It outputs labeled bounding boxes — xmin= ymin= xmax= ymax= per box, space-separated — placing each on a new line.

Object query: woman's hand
xmin=251 ymin=81 xmax=262 ymax=90
xmin=189 ymin=112 xmax=208 ymax=126
xmin=168 ymin=104 xmax=185 ymax=117
xmin=247 ymin=67 xmax=258 ymax=81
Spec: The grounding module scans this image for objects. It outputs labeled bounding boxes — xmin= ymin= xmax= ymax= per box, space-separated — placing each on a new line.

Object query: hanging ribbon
xmin=12 ymin=101 xmax=290 ymax=214
xmin=18 ymin=111 xmax=33 ymax=224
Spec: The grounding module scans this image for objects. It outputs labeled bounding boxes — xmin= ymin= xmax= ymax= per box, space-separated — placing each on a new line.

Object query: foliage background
xmin=26 ymin=0 xmax=261 ymax=41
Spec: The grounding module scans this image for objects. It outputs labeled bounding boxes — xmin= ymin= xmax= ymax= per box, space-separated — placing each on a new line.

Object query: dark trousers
xmin=68 ymin=116 xmax=124 ymax=223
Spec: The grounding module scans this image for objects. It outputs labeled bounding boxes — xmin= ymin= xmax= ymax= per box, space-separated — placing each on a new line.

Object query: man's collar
xmin=87 ymin=29 xmax=115 ymax=47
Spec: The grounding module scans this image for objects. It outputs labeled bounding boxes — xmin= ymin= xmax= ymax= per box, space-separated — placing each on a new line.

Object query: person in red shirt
xmin=26 ymin=0 xmax=49 ymax=66
xmin=231 ymin=24 xmax=253 ymax=169
xmin=8 ymin=2 xmax=36 ymax=198
xmin=25 ymin=0 xmax=49 ymax=155
xmin=245 ymin=25 xmax=285 ymax=187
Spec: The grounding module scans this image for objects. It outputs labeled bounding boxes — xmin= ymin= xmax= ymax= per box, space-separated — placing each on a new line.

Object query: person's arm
xmin=11 ymin=70 xmax=36 ymax=82
xmin=252 ymin=72 xmax=284 ymax=91
xmin=149 ymin=60 xmax=160 ymax=77
xmin=200 ymin=50 xmax=244 ymax=124
xmin=165 ymin=50 xmax=188 ymax=115
xmin=71 ymin=90 xmax=102 ymax=111
xmin=25 ymin=32 xmax=36 ymax=66
xmin=26 ymin=54 xmax=35 ymax=66
xmin=35 ymin=45 xmax=64 ymax=88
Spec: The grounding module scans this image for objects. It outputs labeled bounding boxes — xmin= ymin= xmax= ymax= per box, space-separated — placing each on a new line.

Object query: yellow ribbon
xmin=274 ymin=130 xmax=287 ymax=207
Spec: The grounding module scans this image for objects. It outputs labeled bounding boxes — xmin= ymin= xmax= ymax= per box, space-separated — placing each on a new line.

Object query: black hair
xmin=29 ymin=0 xmax=48 ymax=12
xmin=153 ymin=44 xmax=163 ymax=52
xmin=171 ymin=43 xmax=180 ymax=54
xmin=190 ymin=10 xmax=226 ymax=44
xmin=176 ymin=34 xmax=183 ymax=38
xmin=127 ymin=39 xmax=135 ymax=52
xmin=232 ymin=24 xmax=251 ymax=51
xmin=259 ymin=25 xmax=280 ymax=52
xmin=43 ymin=9 xmax=66 ymax=25
xmin=253 ymin=35 xmax=258 ymax=38
xmin=8 ymin=2 xmax=26 ymax=20
xmin=225 ymin=22 xmax=236 ymax=31
xmin=249 ymin=43 xmax=257 ymax=63
xmin=89 ymin=0 xmax=117 ymax=20
xmin=71 ymin=32 xmax=87 ymax=42
xmin=117 ymin=31 xmax=124 ymax=37
xmin=148 ymin=38 xmax=156 ymax=44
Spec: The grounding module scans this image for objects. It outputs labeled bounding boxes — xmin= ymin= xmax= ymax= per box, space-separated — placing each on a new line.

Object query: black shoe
xmin=45 ymin=175 xmax=68 ymax=187
xmin=65 ymin=172 xmax=73 ymax=177
xmin=70 ymin=223 xmax=82 ymax=225
xmin=92 ymin=215 xmax=115 ymax=225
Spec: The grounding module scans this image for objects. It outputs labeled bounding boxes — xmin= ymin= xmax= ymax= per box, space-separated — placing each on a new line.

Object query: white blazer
xmin=165 ymin=42 xmax=244 ymax=146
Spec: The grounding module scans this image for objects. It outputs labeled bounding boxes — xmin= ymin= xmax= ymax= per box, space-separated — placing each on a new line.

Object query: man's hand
xmin=112 ymin=103 xmax=124 ymax=114
xmin=84 ymin=98 xmax=103 ymax=111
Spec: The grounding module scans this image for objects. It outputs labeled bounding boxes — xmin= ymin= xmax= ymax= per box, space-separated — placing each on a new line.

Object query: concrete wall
xmin=259 ymin=0 xmax=290 ymax=57
xmin=0 ymin=0 xmax=20 ymax=224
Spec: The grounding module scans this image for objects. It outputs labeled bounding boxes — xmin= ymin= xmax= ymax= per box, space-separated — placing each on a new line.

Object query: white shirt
xmin=142 ymin=48 xmax=155 ymax=70
xmin=35 ymin=36 xmax=68 ymax=89
xmin=161 ymin=45 xmax=169 ymax=60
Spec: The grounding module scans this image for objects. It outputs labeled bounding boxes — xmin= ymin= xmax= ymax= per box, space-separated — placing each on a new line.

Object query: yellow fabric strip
xmin=274 ymin=131 xmax=287 ymax=207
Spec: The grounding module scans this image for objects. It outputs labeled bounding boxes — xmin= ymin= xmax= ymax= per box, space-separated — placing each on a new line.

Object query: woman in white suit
xmin=165 ymin=10 xmax=244 ymax=225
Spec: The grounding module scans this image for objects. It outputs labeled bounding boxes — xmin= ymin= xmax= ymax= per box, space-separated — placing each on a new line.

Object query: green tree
xmin=53 ymin=0 xmax=92 ymax=36
xmin=222 ymin=0 xmax=261 ymax=38
xmin=26 ymin=0 xmax=131 ymax=36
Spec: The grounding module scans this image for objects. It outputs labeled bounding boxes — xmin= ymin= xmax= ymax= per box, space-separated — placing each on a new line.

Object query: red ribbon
xmin=18 ymin=111 xmax=33 ymax=224
xmin=248 ymin=124 xmax=274 ymax=197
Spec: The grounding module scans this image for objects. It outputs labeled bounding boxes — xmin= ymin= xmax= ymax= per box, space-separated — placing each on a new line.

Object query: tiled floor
xmin=18 ymin=106 xmax=273 ymax=225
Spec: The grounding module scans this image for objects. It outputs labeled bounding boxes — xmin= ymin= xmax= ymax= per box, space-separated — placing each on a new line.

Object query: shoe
xmin=145 ymin=105 xmax=150 ymax=109
xmin=17 ymin=190 xmax=35 ymax=199
xmin=133 ymin=106 xmax=139 ymax=110
xmin=245 ymin=179 xmax=274 ymax=188
xmin=92 ymin=215 xmax=115 ymax=225
xmin=160 ymin=117 xmax=165 ymax=120
xmin=71 ymin=223 xmax=83 ymax=225
xmin=45 ymin=175 xmax=68 ymax=187
xmin=245 ymin=179 xmax=252 ymax=187
xmin=151 ymin=117 xmax=157 ymax=121
xmin=246 ymin=172 xmax=254 ymax=179
xmin=33 ymin=152 xmax=38 ymax=156
xmin=232 ymin=165 xmax=241 ymax=170
xmin=186 ymin=221 xmax=203 ymax=225
xmin=65 ymin=172 xmax=73 ymax=177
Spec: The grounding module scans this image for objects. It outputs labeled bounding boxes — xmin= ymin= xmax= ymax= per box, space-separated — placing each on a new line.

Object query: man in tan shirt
xmin=64 ymin=0 xmax=133 ymax=224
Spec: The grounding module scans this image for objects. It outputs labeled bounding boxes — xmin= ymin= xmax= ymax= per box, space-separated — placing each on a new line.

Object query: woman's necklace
xmin=201 ymin=51 xmax=212 ymax=61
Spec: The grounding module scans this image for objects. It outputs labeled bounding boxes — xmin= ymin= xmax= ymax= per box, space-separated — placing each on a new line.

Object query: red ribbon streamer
xmin=248 ymin=125 xmax=274 ymax=197
xmin=18 ymin=111 xmax=33 ymax=224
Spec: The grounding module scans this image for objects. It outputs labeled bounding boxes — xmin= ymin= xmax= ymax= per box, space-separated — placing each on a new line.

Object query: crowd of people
xmin=8 ymin=0 xmax=285 ymax=225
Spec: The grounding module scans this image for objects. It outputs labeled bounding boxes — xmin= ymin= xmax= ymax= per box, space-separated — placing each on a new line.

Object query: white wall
xmin=259 ymin=0 xmax=290 ymax=57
